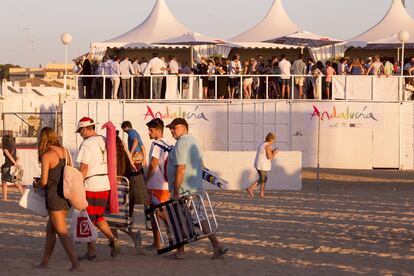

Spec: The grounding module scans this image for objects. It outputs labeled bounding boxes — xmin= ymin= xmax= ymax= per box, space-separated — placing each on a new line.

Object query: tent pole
xmin=190 ymin=46 xmax=194 ymax=68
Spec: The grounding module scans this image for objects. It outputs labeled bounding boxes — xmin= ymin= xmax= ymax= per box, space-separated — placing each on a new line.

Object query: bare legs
xmin=282 ymin=84 xmax=290 ymax=99
xmin=36 ymin=210 xmax=81 ymax=271
xmin=2 ymin=181 xmax=24 ymax=201
xmin=174 ymin=219 xmax=226 ymax=259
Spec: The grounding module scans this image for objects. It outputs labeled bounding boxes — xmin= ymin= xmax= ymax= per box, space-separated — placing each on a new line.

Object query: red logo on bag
xmin=77 ymin=217 xmax=91 ymax=237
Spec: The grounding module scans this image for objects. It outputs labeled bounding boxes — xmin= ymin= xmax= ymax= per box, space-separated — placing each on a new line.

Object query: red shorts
xmin=86 ymin=191 xmax=109 ymax=225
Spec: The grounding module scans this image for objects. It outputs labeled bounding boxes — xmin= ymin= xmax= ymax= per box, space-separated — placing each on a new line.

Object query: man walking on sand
xmin=246 ymin=132 xmax=278 ymax=198
xmin=165 ymin=118 xmax=228 ymax=260
xmin=76 ymin=117 xmax=121 ymax=261
xmin=145 ymin=118 xmax=171 ymax=250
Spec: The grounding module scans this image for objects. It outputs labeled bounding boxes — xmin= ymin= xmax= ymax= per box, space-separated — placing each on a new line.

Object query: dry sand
xmin=0 ymin=168 xmax=413 ymax=276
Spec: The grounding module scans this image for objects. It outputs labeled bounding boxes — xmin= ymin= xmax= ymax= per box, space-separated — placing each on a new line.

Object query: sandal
xmin=78 ymin=253 xmax=97 ymax=262
xmin=212 ymin=247 xmax=228 ymax=259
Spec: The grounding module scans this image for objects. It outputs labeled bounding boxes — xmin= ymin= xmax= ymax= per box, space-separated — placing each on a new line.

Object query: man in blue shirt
xmin=121 ymin=121 xmax=147 ymax=168
xmin=166 ymin=118 xmax=228 ymax=260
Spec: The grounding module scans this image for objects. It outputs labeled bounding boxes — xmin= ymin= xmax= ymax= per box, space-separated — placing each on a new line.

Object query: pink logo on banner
xmin=144 ymin=105 xmax=209 ymax=121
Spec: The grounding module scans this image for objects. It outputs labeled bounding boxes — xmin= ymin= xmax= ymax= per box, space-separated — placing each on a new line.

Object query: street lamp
xmin=398 ymin=30 xmax=410 ymax=77
xmin=60 ymin=32 xmax=72 ymax=76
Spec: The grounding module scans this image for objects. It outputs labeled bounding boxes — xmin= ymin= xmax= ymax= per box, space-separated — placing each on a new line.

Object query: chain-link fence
xmin=0 ymin=112 xmax=62 ymax=184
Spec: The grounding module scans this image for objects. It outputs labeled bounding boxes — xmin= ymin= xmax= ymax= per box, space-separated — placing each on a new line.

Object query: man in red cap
xmin=75 ymin=117 xmax=121 ymax=260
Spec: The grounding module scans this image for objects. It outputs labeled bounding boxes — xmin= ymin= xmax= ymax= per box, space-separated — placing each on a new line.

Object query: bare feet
xmin=246 ymin=188 xmax=254 ymax=197
xmin=259 ymin=193 xmax=265 ymax=198
xmin=70 ymin=265 xmax=82 ymax=272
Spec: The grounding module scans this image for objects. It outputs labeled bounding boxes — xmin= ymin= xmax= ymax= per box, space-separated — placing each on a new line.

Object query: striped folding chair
xmin=104 ymin=176 xmax=133 ymax=232
xmin=145 ymin=191 xmax=218 ymax=255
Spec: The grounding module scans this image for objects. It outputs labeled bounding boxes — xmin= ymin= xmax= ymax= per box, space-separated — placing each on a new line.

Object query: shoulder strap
xmin=64 ymin=148 xmax=73 ymax=167
xmin=153 ymin=140 xmax=172 ymax=152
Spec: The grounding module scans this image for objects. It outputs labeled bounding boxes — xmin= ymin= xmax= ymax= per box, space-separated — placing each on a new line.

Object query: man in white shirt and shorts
xmin=145 ymin=118 xmax=171 ymax=250
xmin=76 ymin=117 xmax=121 ymax=261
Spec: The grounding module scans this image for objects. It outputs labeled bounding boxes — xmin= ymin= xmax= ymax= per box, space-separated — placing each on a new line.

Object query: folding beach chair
xmin=145 ymin=191 xmax=218 ymax=255
xmin=104 ymin=176 xmax=133 ymax=232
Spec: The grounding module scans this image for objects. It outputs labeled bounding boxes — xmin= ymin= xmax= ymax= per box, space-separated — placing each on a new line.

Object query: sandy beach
xmin=0 ymin=168 xmax=413 ymax=276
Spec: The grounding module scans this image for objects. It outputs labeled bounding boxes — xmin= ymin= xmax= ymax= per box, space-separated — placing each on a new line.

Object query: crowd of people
xmin=73 ymin=52 xmax=414 ymax=100
xmin=25 ymin=116 xmax=227 ymax=271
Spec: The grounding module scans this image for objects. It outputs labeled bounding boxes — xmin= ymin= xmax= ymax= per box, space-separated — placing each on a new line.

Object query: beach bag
xmin=70 ymin=209 xmax=97 ymax=243
xmin=63 ymin=148 xmax=88 ymax=210
xmin=19 ymin=186 xmax=48 ymax=218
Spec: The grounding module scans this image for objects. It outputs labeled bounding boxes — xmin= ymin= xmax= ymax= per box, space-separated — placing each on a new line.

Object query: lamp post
xmin=60 ymin=32 xmax=72 ymax=76
xmin=398 ymin=30 xmax=410 ymax=77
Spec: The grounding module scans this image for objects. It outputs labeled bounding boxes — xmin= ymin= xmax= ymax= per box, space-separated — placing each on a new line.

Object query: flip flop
xmin=212 ymin=247 xmax=228 ymax=260
xmin=78 ymin=253 xmax=97 ymax=262
xmin=164 ymin=253 xmax=186 ymax=260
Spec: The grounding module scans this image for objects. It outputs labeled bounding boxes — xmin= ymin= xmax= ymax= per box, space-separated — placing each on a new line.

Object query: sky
xmin=0 ymin=0 xmax=413 ymax=67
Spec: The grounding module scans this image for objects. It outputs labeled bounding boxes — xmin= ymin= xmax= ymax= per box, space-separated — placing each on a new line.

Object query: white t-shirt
xmin=278 ymin=59 xmax=291 ymax=80
xmin=254 ymin=142 xmax=271 ymax=171
xmin=77 ymin=136 xmax=110 ymax=192
xmin=169 ymin=60 xmax=180 ymax=74
xmin=147 ymin=139 xmax=170 ymax=191
xmin=145 ymin=57 xmax=165 ymax=75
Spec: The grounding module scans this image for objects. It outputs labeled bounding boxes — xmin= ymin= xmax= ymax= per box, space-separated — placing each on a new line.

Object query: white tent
xmin=349 ymin=0 xmax=414 ymax=46
xmin=230 ymin=0 xmax=300 ymax=42
xmin=90 ymin=0 xmax=192 ymax=59
xmin=366 ymin=33 xmax=414 ymax=49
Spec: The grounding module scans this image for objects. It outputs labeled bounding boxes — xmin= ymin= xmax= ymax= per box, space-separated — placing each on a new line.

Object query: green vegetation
xmin=0 ymin=64 xmax=21 ymax=81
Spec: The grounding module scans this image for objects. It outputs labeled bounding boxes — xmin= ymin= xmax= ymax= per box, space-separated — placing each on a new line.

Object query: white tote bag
xmin=70 ymin=209 xmax=98 ymax=243
xmin=19 ymin=186 xmax=48 ymax=218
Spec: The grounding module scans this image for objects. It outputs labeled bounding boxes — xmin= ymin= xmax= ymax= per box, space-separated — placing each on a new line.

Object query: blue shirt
xmin=127 ymin=129 xmax=144 ymax=153
xmin=167 ymin=133 xmax=203 ymax=193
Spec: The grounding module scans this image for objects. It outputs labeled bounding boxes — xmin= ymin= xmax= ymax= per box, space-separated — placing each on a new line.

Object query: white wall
xmin=62 ymin=100 xmax=414 ymax=170
xmin=202 ymin=151 xmax=302 ymax=191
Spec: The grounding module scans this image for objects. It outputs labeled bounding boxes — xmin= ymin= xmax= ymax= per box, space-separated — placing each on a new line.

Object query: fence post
xmin=266 ymin=75 xmax=269 ymax=99
xmin=215 ymin=75 xmax=218 ymax=100
xmin=130 ymin=76 xmax=134 ymax=99
xmin=240 ymin=75 xmax=243 ymax=100
xmin=150 ymin=76 xmax=153 ymax=100
xmin=103 ymin=76 xmax=106 ymax=100
xmin=318 ymin=75 xmax=322 ymax=100
xmin=179 ymin=75 xmax=182 ymax=99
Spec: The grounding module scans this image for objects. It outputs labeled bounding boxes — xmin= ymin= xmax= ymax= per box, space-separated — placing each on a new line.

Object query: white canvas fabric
xmin=230 ymin=0 xmax=300 ymax=42
xmin=350 ymin=0 xmax=414 ymax=44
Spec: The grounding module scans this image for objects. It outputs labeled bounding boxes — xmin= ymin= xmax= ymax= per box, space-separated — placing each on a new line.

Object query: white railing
xmin=63 ymin=74 xmax=414 ymax=101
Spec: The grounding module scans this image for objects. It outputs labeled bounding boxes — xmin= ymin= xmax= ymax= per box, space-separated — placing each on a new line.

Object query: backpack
xmin=152 ymin=140 xmax=172 ymax=182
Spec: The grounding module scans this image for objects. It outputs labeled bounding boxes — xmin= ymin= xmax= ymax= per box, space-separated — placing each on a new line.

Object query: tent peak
xmin=350 ymin=0 xmax=414 ymax=42
xmin=104 ymin=0 xmax=191 ymax=43
xmin=230 ymin=0 xmax=300 ymax=42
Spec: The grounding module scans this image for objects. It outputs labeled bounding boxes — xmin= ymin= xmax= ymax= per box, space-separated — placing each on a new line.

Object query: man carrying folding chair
xmin=165 ymin=118 xmax=228 ymax=260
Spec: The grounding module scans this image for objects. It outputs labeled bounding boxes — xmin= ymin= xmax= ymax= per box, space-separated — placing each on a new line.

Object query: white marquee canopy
xmin=90 ymin=0 xmax=193 ymax=59
xmin=230 ymin=0 xmax=300 ymax=42
xmin=349 ymin=0 xmax=414 ymax=47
